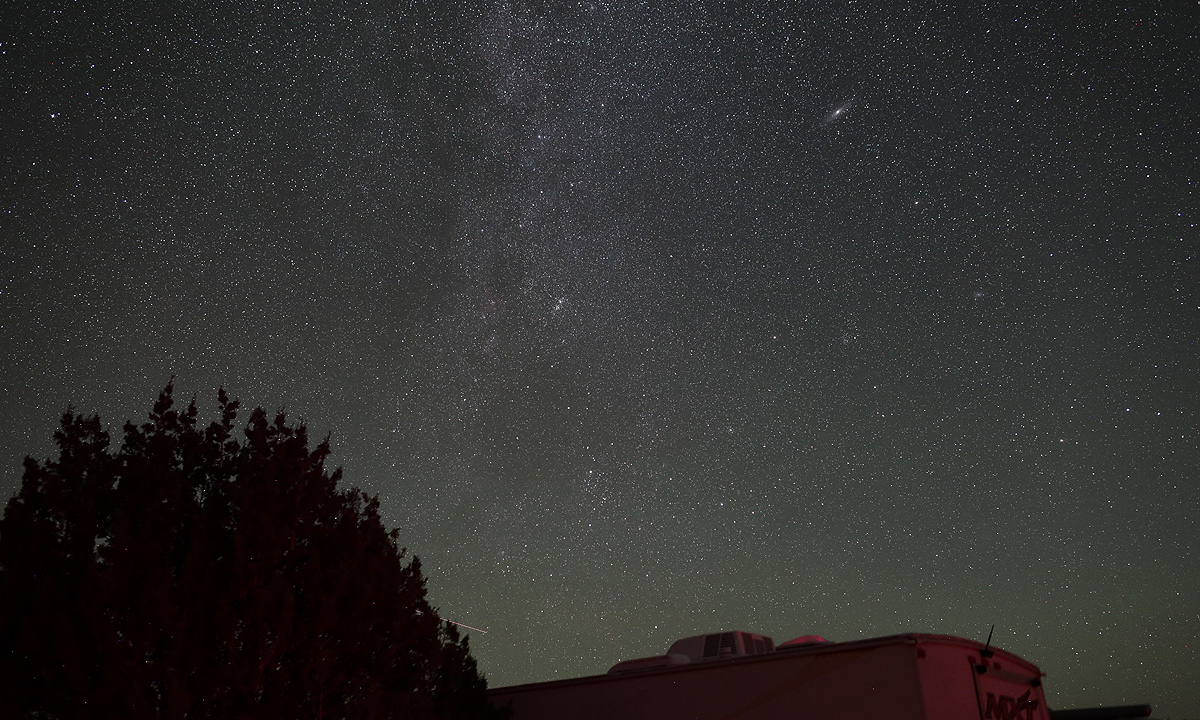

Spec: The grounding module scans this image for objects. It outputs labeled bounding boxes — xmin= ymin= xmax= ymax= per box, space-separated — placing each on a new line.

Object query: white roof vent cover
xmin=667 ymin=631 xmax=775 ymax=662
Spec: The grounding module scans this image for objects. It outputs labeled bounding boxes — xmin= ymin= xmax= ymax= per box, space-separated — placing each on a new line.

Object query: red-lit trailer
xmin=487 ymin=631 xmax=1151 ymax=720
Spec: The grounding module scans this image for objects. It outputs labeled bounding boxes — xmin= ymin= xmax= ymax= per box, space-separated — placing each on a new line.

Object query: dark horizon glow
xmin=1 ymin=3 xmax=1196 ymax=717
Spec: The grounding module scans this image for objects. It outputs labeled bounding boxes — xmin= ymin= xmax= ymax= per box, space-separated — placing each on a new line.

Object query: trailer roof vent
xmin=666 ymin=631 xmax=775 ymax=663
xmin=777 ymin=635 xmax=831 ymax=649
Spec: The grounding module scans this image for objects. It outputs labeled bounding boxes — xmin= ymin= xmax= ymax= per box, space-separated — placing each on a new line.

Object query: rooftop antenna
xmin=981 ymin=624 xmax=995 ymax=658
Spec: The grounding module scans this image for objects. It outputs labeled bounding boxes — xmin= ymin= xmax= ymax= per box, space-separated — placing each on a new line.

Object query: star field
xmin=2 ymin=2 xmax=1198 ymax=716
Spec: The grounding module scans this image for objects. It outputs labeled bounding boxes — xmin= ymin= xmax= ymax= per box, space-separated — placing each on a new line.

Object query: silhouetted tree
xmin=0 ymin=384 xmax=505 ymax=720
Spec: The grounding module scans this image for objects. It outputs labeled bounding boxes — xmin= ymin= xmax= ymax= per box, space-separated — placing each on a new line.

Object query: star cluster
xmin=2 ymin=2 xmax=1197 ymax=716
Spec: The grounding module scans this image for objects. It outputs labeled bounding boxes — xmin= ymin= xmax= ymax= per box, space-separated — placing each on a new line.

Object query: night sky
xmin=2 ymin=1 xmax=1198 ymax=716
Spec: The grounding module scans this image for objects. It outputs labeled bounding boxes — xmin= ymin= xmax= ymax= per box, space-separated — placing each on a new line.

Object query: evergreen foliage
xmin=0 ymin=384 xmax=505 ymax=720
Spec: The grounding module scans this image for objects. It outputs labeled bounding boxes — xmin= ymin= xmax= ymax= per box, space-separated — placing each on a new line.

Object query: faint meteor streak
xmin=443 ymin=619 xmax=489 ymax=634
xmin=417 ymin=609 xmax=489 ymax=634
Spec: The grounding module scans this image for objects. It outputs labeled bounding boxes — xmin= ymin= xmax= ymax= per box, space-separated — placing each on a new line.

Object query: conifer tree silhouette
xmin=0 ymin=383 xmax=505 ymax=720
